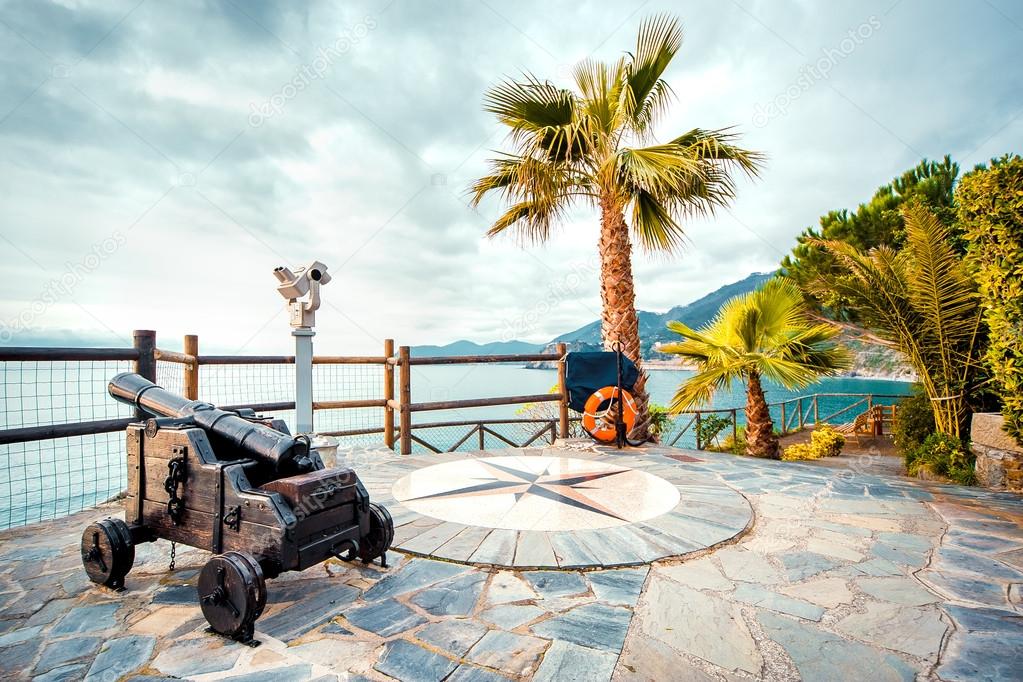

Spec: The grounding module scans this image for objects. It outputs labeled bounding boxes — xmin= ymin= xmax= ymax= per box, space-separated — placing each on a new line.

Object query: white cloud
xmin=0 ymin=0 xmax=1021 ymax=355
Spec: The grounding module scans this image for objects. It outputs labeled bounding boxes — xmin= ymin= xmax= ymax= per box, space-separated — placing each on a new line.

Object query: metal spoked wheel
xmin=80 ymin=518 xmax=135 ymax=590
xmin=198 ymin=551 xmax=265 ymax=645
xmin=358 ymin=502 xmax=394 ymax=567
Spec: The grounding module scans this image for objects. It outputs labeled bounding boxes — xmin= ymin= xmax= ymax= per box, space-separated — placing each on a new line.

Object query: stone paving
xmin=1 ymin=444 xmax=1022 ymax=681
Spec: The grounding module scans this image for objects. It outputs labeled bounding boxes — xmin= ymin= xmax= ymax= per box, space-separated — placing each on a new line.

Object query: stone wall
xmin=972 ymin=413 xmax=1023 ymax=492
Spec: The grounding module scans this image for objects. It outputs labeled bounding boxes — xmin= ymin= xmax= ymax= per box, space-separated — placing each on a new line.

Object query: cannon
xmin=80 ymin=373 xmax=394 ymax=644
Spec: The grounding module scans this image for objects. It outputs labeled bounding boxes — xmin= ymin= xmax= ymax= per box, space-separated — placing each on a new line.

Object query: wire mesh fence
xmin=1 ymin=360 xmax=135 ymax=429
xmin=155 ymin=359 xmax=185 ymax=397
xmin=1 ymin=360 xmax=134 ymax=528
xmin=1 ymin=432 xmax=125 ymax=529
xmin=200 ymin=363 xmax=295 ymax=407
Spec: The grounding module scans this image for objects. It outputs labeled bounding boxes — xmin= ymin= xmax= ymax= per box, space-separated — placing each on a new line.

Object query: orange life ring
xmin=582 ymin=386 xmax=637 ymax=442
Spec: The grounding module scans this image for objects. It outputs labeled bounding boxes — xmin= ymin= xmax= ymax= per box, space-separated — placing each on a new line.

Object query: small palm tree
xmin=470 ymin=14 xmax=763 ymax=439
xmin=661 ymin=279 xmax=851 ymax=458
xmin=807 ymin=203 xmax=984 ymax=439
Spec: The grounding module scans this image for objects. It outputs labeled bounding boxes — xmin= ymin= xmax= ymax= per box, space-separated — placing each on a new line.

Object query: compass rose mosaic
xmin=392 ymin=455 xmax=681 ymax=531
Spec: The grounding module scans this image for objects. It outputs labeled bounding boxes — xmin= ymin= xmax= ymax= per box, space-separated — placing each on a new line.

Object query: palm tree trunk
xmin=598 ymin=194 xmax=650 ymax=441
xmin=744 ymin=371 xmax=778 ymax=458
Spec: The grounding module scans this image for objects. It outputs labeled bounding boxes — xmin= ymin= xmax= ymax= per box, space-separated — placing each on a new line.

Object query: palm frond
xmin=630 ymin=190 xmax=686 ymax=252
xmin=483 ymin=75 xmax=574 ymax=131
xmin=624 ymin=14 xmax=683 ymax=132
xmin=669 ymin=364 xmax=740 ymax=413
xmin=670 ymin=128 xmax=765 ymax=178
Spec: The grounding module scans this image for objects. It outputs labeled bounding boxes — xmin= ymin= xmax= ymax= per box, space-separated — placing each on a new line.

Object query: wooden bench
xmin=833 ymin=411 xmax=872 ymax=445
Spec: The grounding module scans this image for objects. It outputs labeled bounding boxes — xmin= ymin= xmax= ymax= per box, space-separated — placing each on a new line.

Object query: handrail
xmin=0 ymin=347 xmax=139 ymax=362
xmin=0 ymin=418 xmax=135 ymax=445
xmin=407 ymin=353 xmax=559 ymax=365
xmin=408 ymin=393 xmax=562 ymax=413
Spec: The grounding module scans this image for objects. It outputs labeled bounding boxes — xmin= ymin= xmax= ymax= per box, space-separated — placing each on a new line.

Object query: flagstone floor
xmin=1 ymin=444 xmax=1022 ymax=681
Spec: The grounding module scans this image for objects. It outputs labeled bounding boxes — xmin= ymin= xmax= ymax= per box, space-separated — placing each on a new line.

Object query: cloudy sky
xmin=0 ymin=0 xmax=1020 ymax=355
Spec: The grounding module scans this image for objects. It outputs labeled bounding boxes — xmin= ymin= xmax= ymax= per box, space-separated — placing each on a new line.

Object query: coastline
xmin=524 ymin=358 xmax=915 ymax=382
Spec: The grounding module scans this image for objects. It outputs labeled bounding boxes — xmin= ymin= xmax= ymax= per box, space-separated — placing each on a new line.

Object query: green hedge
xmin=957 ymin=155 xmax=1023 ymax=446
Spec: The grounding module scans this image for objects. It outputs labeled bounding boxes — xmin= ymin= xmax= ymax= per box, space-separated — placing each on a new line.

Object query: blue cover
xmin=564 ymin=351 xmax=639 ymax=413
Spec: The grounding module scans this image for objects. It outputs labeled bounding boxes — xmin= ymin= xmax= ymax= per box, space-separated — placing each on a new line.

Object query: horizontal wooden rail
xmin=159 ymin=354 xmax=391 ymax=366
xmin=408 ymin=393 xmax=562 ymax=413
xmin=0 ymin=418 xmax=135 ymax=445
xmin=154 ymin=349 xmax=195 ymax=364
xmin=197 ymin=355 xmax=294 ymax=365
xmin=313 ymin=399 xmax=387 ymax=410
xmin=220 ymin=400 xmax=295 ymax=413
xmin=411 ymin=417 xmax=578 ymax=429
xmin=0 ymin=347 xmax=139 ymax=362
xmin=320 ymin=426 xmax=391 ymax=437
xmin=407 ymin=353 xmax=559 ymax=365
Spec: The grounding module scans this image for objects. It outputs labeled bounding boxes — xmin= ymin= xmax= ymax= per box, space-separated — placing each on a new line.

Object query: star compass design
xmin=406 ymin=458 xmax=634 ymax=522
xmin=392 ymin=455 xmax=682 ymax=531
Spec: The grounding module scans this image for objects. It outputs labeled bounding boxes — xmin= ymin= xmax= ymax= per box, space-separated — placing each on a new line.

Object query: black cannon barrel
xmin=109 ymin=372 xmax=313 ymax=473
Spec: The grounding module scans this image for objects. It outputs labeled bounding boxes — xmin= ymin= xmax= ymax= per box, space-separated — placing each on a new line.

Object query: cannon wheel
xmin=359 ymin=502 xmax=394 ymax=567
xmin=232 ymin=552 xmax=266 ymax=621
xmin=81 ymin=518 xmax=134 ymax=590
xmin=198 ymin=551 xmax=264 ymax=645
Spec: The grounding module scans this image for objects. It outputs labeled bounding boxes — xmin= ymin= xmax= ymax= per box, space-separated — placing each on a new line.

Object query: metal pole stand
xmin=293 ymin=326 xmax=315 ymax=434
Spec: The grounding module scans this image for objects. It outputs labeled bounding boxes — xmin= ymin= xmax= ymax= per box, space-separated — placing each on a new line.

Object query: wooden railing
xmin=0 ymin=330 xmax=905 ymax=454
xmin=665 ymin=392 xmax=907 ymax=449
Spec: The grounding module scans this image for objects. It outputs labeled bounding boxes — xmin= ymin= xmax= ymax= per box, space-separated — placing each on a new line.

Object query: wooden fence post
xmin=133 ymin=330 xmax=156 ymax=420
xmin=556 ymin=342 xmax=569 ymax=440
xmin=732 ymin=409 xmax=738 ymax=447
xmin=399 ymin=346 xmax=412 ymax=455
xmin=695 ymin=411 xmax=702 ymax=450
xmin=183 ymin=334 xmax=199 ymax=400
xmin=813 ymin=395 xmax=819 ymax=425
xmin=383 ymin=339 xmax=395 ymax=450
xmin=797 ymin=397 xmax=804 ymax=431
xmin=780 ymin=401 xmax=787 ymax=435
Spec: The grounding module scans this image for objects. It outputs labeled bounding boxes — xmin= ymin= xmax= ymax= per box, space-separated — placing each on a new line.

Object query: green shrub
xmin=906 ymin=432 xmax=976 ymax=485
xmin=893 ymin=386 xmax=936 ymax=456
xmin=697 ymin=414 xmax=732 ymax=448
xmin=649 ymin=403 xmax=672 ymax=439
xmin=710 ymin=426 xmax=746 ymax=455
xmin=782 ymin=425 xmax=845 ymax=460
xmin=957 ymin=155 xmax=1023 ymax=446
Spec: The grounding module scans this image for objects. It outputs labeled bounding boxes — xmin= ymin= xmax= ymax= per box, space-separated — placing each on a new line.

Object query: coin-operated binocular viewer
xmin=272 ymin=261 xmax=331 ymax=434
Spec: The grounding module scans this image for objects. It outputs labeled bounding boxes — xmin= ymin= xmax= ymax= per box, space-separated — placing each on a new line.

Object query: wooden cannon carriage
xmin=80 ymin=373 xmax=394 ymax=644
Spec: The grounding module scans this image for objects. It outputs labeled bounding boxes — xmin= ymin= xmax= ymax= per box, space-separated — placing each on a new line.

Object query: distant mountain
xmin=415 ymin=272 xmax=912 ymax=380
xmin=554 ymin=272 xmax=774 ymax=357
xmin=410 ymin=339 xmax=544 ymax=357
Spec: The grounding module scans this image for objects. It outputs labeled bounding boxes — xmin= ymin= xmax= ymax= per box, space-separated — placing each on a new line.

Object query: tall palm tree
xmin=470 ymin=15 xmax=763 ymax=439
xmin=662 ymin=279 xmax=850 ymax=458
xmin=806 ymin=203 xmax=984 ymax=439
